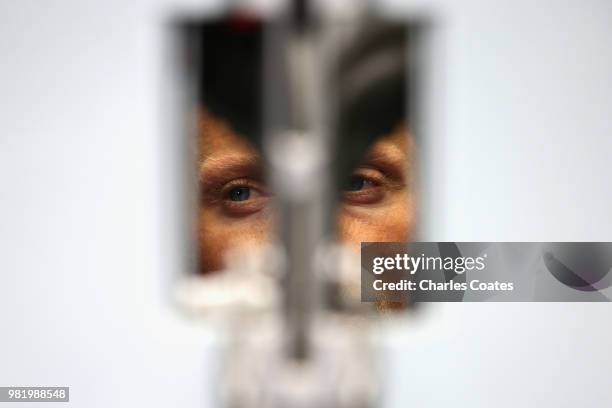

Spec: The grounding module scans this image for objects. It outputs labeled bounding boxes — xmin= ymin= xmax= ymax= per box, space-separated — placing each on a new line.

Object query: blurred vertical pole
xmin=265 ymin=0 xmax=326 ymax=361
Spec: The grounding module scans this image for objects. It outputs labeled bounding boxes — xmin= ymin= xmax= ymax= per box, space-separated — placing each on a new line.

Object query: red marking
xmin=226 ymin=13 xmax=260 ymax=33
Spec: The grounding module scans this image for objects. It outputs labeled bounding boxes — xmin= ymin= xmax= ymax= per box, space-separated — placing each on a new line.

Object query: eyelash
xmin=220 ymin=178 xmax=269 ymax=215
xmin=342 ymin=168 xmax=385 ymax=205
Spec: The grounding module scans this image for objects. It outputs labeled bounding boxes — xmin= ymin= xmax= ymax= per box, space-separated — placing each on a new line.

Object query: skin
xmin=198 ymin=110 xmax=416 ymax=274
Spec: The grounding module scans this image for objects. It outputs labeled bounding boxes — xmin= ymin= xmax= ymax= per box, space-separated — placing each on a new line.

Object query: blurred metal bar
xmin=264 ymin=3 xmax=326 ymax=360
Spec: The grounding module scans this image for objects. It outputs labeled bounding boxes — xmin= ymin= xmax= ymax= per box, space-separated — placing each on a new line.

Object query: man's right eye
xmin=219 ymin=179 xmax=270 ymax=216
xmin=228 ymin=186 xmax=252 ymax=202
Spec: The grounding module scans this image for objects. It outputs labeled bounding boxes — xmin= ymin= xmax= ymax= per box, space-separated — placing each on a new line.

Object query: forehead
xmin=199 ymin=109 xmax=409 ymax=166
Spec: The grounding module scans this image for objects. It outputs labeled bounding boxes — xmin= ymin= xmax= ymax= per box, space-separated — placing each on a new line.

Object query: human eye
xmin=227 ymin=186 xmax=253 ymax=202
xmin=344 ymin=175 xmax=377 ymax=192
xmin=342 ymin=168 xmax=385 ymax=205
xmin=221 ymin=178 xmax=269 ymax=215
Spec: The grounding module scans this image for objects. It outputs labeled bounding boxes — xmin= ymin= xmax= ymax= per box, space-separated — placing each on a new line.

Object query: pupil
xmin=346 ymin=176 xmax=365 ymax=191
xmin=229 ymin=187 xmax=251 ymax=201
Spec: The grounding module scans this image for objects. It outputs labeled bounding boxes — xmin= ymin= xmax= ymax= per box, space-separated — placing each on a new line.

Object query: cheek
xmin=337 ymin=194 xmax=415 ymax=245
xmin=198 ymin=209 xmax=274 ymax=273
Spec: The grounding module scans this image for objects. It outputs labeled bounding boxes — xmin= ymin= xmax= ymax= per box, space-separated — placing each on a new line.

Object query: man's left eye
xmin=344 ymin=175 xmax=374 ymax=192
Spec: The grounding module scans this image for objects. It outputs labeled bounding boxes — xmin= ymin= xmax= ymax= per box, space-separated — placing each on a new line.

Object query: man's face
xmin=198 ymin=110 xmax=416 ymax=273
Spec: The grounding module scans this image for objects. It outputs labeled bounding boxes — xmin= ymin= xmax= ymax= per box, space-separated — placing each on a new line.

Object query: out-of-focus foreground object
xmin=171 ymin=0 xmax=426 ymax=406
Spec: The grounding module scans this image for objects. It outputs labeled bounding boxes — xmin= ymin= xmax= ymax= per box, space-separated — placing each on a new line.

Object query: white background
xmin=1 ymin=0 xmax=611 ymax=407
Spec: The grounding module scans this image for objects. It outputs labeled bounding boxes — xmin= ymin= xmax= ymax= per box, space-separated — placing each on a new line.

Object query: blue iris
xmin=345 ymin=176 xmax=366 ymax=191
xmin=229 ymin=187 xmax=251 ymax=202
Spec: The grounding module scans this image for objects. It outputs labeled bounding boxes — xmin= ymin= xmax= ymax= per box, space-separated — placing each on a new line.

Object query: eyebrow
xmin=198 ymin=134 xmax=408 ymax=192
xmin=199 ymin=153 xmax=264 ymax=192
xmin=360 ymin=137 xmax=409 ymax=180
xmin=364 ymin=140 xmax=405 ymax=164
